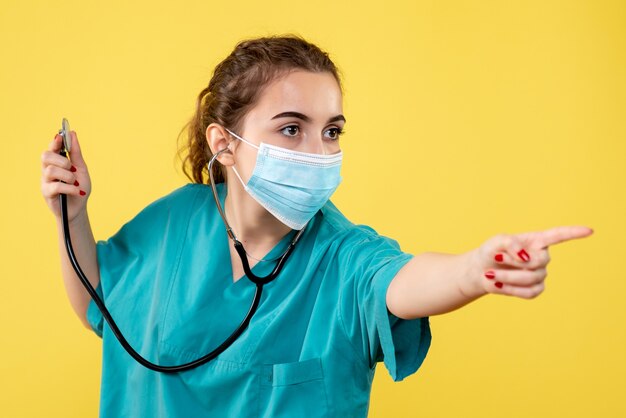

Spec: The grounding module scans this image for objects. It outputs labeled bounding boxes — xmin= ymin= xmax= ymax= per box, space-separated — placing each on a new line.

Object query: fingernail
xmin=494 ymin=253 xmax=504 ymax=262
xmin=517 ymin=249 xmax=530 ymax=262
xmin=485 ymin=270 xmax=495 ymax=279
xmin=79 ymin=190 xmax=86 ymax=196
xmin=70 ymin=165 xmax=77 ymax=172
xmin=74 ymin=180 xmax=79 ymax=186
xmin=495 ymin=282 xmax=503 ymax=288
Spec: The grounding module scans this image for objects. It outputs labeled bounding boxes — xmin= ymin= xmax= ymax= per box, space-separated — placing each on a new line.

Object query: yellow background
xmin=1 ymin=0 xmax=624 ymax=416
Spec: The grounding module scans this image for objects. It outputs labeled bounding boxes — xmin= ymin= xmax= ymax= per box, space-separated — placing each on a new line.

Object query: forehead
xmin=250 ymin=70 xmax=343 ymax=120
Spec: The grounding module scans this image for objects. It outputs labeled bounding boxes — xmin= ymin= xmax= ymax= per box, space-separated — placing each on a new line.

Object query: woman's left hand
xmin=466 ymin=226 xmax=594 ymax=299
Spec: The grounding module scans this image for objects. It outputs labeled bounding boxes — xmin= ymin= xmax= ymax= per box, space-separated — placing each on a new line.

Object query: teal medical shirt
xmin=87 ymin=182 xmax=431 ymax=417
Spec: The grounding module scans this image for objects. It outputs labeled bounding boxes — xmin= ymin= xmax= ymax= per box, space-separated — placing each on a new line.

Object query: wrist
xmin=458 ymin=248 xmax=488 ymax=300
xmin=56 ymin=209 xmax=89 ymax=229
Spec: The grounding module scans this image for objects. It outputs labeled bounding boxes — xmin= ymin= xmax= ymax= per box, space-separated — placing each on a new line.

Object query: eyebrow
xmin=271 ymin=111 xmax=346 ymax=124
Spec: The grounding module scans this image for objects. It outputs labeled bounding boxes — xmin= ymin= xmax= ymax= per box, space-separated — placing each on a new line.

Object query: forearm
xmin=386 ymin=250 xmax=486 ymax=319
xmin=56 ymin=210 xmax=100 ymax=329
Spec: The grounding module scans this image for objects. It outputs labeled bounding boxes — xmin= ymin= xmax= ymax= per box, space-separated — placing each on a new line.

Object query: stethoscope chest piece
xmin=58 ymin=118 xmax=71 ymax=153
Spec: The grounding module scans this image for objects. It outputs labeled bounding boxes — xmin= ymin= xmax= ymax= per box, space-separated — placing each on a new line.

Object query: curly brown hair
xmin=177 ymin=34 xmax=344 ymax=184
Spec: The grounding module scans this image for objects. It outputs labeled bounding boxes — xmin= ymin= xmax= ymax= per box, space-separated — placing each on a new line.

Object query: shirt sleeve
xmin=338 ymin=226 xmax=432 ymax=382
xmin=86 ymin=184 xmax=194 ymax=338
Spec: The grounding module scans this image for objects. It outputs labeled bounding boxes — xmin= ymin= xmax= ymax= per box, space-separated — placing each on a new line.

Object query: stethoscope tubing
xmin=58 ymin=143 xmax=300 ymax=373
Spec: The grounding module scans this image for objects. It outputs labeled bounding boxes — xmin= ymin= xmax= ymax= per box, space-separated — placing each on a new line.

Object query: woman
xmin=40 ymin=35 xmax=593 ymax=417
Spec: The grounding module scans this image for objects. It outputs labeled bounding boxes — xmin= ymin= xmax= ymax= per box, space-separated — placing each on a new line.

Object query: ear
xmin=206 ymin=123 xmax=236 ymax=166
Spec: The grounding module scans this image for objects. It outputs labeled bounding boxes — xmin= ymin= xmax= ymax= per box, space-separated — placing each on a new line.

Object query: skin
xmin=41 ymin=130 xmax=96 ymax=329
xmin=40 ymin=69 xmax=594 ymax=329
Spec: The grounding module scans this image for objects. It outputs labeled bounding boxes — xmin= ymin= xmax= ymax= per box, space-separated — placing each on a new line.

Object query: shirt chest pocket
xmin=259 ymin=357 xmax=329 ymax=417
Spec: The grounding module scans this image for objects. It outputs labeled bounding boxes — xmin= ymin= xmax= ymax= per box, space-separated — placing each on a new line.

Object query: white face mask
xmin=225 ymin=128 xmax=343 ymax=230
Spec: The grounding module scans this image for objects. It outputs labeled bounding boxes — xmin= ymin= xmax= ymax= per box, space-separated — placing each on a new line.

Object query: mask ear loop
xmin=223 ymin=128 xmax=255 ymax=190
xmin=224 ymin=128 xmax=259 ymax=149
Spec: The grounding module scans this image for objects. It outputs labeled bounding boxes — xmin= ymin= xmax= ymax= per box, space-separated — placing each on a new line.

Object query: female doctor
xmin=40 ymin=35 xmax=593 ymax=417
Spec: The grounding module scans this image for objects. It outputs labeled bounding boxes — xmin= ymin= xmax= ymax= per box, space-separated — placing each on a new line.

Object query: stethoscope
xmin=58 ymin=118 xmax=305 ymax=373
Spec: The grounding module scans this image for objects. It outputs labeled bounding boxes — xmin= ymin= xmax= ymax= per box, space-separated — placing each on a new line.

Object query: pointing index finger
xmin=535 ymin=226 xmax=594 ymax=249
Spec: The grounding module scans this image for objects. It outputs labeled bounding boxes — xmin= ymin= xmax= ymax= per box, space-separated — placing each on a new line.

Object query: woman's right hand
xmin=41 ymin=130 xmax=92 ymax=223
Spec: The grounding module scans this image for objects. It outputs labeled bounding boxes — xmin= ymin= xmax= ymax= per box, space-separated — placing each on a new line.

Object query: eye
xmin=280 ymin=125 xmax=300 ymax=137
xmin=324 ymin=127 xmax=345 ymax=141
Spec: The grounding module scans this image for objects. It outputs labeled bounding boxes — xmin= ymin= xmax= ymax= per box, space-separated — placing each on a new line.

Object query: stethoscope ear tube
xmin=57 ymin=119 xmax=302 ymax=373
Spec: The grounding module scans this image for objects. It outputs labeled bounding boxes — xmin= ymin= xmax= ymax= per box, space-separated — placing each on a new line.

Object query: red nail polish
xmin=79 ymin=190 xmax=86 ymax=196
xmin=517 ymin=249 xmax=530 ymax=262
xmin=485 ymin=271 xmax=495 ymax=279
xmin=494 ymin=253 xmax=503 ymax=262
xmin=495 ymin=282 xmax=503 ymax=288
xmin=74 ymin=180 xmax=79 ymax=186
xmin=71 ymin=166 xmax=77 ymax=172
